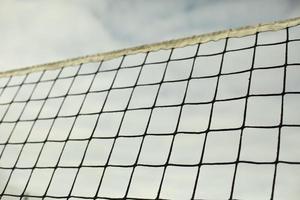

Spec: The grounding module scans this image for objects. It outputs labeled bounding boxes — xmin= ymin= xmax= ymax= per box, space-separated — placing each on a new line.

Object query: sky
xmin=0 ymin=0 xmax=299 ymax=72
xmin=0 ymin=1 xmax=300 ymax=199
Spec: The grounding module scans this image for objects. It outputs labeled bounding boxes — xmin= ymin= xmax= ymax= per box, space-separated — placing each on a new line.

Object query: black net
xmin=0 ymin=23 xmax=300 ymax=200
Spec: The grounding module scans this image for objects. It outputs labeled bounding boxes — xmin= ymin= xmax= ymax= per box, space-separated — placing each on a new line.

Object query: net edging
xmin=0 ymin=16 xmax=299 ymax=78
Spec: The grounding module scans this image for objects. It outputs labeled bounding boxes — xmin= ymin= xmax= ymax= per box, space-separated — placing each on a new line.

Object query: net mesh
xmin=0 ymin=19 xmax=300 ymax=200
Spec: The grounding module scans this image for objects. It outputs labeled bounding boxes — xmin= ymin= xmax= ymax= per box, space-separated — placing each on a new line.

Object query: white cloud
xmin=0 ymin=0 xmax=118 ymax=71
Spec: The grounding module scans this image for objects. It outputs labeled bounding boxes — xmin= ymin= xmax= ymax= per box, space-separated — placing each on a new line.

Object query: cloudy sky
xmin=0 ymin=1 xmax=300 ymax=199
xmin=0 ymin=0 xmax=299 ymax=72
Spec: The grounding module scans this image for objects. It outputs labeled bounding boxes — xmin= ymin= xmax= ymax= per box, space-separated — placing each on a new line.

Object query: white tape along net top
xmin=0 ymin=17 xmax=300 ymax=200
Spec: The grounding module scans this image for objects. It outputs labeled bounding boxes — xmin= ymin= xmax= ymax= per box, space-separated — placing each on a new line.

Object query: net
xmin=0 ymin=17 xmax=300 ymax=200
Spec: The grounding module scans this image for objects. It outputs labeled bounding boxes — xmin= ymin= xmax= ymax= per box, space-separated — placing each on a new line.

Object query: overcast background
xmin=0 ymin=0 xmax=300 ymax=72
xmin=0 ymin=1 xmax=300 ymax=199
